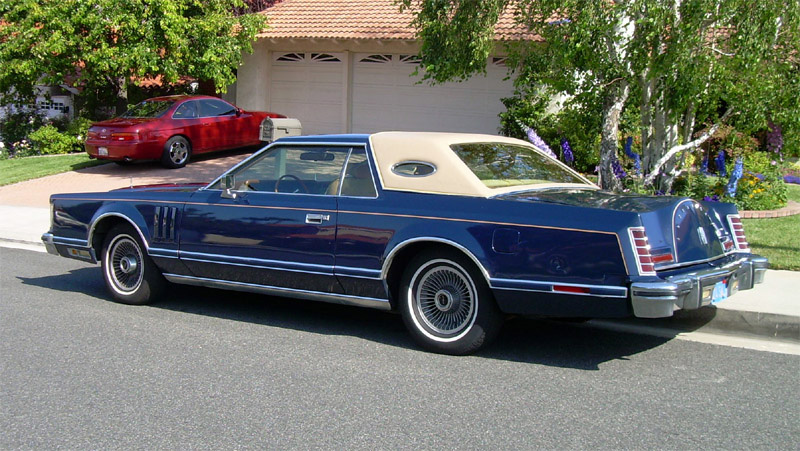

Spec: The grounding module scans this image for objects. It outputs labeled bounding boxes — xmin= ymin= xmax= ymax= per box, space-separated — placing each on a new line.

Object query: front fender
xmin=88 ymin=202 xmax=152 ymax=254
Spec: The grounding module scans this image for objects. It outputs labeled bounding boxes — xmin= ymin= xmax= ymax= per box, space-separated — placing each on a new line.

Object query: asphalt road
xmin=2 ymin=247 xmax=798 ymax=449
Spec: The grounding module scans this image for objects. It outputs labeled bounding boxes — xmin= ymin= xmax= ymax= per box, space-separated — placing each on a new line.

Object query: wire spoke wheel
xmin=415 ymin=264 xmax=475 ymax=336
xmin=400 ymin=250 xmax=503 ymax=355
xmin=106 ymin=235 xmax=144 ymax=294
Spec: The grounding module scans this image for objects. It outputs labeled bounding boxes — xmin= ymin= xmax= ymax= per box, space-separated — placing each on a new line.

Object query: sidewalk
xmin=1 ymin=156 xmax=797 ymax=344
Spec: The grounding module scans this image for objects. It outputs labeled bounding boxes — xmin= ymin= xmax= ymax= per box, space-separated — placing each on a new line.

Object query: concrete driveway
xmin=0 ymin=148 xmax=257 ymax=208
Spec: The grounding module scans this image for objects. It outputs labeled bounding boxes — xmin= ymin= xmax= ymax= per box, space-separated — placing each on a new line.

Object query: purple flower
xmin=701 ymin=155 xmax=709 ymax=175
xmin=767 ymin=121 xmax=783 ymax=155
xmin=526 ymin=128 xmax=557 ymax=159
xmin=623 ymin=136 xmax=641 ymax=175
xmin=703 ymin=195 xmax=720 ymax=202
xmin=726 ymin=157 xmax=744 ymax=197
xmin=715 ymin=151 xmax=727 ymax=177
xmin=560 ymin=138 xmax=574 ymax=164
xmin=784 ymin=175 xmax=800 ymax=184
xmin=611 ymin=157 xmax=626 ymax=179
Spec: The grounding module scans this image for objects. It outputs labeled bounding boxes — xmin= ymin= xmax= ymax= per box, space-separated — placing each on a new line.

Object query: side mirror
xmin=221 ymin=174 xmax=238 ymax=199
xmin=236 ymin=108 xmax=243 ymax=117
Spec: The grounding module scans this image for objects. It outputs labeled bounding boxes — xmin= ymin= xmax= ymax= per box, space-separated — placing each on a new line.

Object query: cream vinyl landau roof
xmin=368 ymin=132 xmax=597 ymax=198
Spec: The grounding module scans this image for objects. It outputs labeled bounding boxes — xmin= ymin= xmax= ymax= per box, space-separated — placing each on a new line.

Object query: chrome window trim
xmin=390 ymin=161 xmax=437 ymax=177
xmin=203 ymin=141 xmax=369 ymax=192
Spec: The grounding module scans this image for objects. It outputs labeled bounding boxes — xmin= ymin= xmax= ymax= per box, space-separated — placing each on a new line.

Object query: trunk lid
xmin=501 ymin=189 xmax=736 ymax=270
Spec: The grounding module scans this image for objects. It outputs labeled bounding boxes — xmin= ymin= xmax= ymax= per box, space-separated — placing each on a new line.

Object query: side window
xmin=214 ymin=145 xmax=351 ymax=194
xmin=173 ymin=101 xmax=198 ymax=119
xmin=199 ymin=99 xmax=237 ymax=117
xmin=338 ymin=148 xmax=377 ymax=197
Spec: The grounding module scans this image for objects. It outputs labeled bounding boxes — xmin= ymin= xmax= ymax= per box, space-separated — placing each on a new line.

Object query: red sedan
xmin=85 ymin=95 xmax=286 ymax=168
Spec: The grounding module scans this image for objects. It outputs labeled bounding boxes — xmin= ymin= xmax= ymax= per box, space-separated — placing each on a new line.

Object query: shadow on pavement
xmin=20 ymin=269 xmax=686 ymax=370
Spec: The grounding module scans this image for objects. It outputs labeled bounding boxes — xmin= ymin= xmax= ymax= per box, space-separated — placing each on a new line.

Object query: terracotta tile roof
xmin=257 ymin=0 xmax=539 ymax=41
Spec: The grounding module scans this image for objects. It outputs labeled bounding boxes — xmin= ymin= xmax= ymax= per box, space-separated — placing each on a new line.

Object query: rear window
xmin=451 ymin=142 xmax=589 ymax=188
xmin=121 ymin=100 xmax=175 ymax=118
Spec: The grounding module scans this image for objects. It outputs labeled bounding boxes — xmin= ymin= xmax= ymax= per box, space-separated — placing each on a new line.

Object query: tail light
xmin=628 ymin=227 xmax=656 ymax=275
xmin=87 ymin=130 xmax=99 ymax=139
xmin=726 ymin=214 xmax=750 ymax=251
xmin=110 ymin=132 xmax=139 ymax=142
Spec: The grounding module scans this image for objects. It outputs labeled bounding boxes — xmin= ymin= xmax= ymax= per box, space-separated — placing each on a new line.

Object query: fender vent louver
xmin=153 ymin=206 xmax=178 ymax=242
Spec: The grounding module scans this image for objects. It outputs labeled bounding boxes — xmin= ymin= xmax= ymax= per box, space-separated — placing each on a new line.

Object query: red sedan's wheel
xmin=161 ymin=136 xmax=191 ymax=169
xmin=400 ymin=249 xmax=503 ymax=355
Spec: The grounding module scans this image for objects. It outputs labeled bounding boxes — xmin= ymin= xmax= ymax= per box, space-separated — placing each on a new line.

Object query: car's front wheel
xmin=400 ymin=249 xmax=503 ymax=355
xmin=161 ymin=136 xmax=191 ymax=169
xmin=101 ymin=224 xmax=165 ymax=305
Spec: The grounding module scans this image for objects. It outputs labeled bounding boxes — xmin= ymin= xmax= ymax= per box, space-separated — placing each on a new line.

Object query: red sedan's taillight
xmin=87 ymin=130 xmax=99 ymax=139
xmin=110 ymin=132 xmax=139 ymax=142
xmin=726 ymin=214 xmax=750 ymax=251
xmin=628 ymin=227 xmax=656 ymax=276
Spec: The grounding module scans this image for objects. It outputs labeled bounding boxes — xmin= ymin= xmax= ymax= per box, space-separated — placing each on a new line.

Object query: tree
xmin=400 ymin=0 xmax=800 ymax=191
xmin=0 ymin=0 xmax=267 ymax=115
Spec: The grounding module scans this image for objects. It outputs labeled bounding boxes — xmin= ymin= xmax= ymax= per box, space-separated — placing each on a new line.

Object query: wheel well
xmin=168 ymin=134 xmax=192 ymax=149
xmin=384 ymin=241 xmax=487 ymax=310
xmin=90 ymin=216 xmax=137 ymax=260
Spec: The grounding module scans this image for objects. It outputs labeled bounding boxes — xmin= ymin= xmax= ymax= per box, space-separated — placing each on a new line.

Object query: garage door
xmin=352 ymin=54 xmax=515 ymax=134
xmin=270 ymin=52 xmax=344 ymax=135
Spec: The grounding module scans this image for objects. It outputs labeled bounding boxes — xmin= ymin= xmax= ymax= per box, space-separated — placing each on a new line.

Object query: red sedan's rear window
xmin=121 ymin=100 xmax=175 ymax=118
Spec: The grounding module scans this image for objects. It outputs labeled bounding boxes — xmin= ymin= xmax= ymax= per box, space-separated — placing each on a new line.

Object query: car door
xmin=178 ymin=144 xmax=352 ymax=294
xmin=197 ymin=98 xmax=238 ymax=150
xmin=171 ymin=100 xmax=207 ymax=150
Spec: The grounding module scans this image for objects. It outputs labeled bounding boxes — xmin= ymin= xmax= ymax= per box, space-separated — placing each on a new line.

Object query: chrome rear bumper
xmin=630 ymin=254 xmax=769 ymax=318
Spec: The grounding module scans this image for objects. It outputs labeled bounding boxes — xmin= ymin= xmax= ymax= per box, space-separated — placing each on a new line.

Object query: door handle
xmin=305 ymin=213 xmax=330 ymax=224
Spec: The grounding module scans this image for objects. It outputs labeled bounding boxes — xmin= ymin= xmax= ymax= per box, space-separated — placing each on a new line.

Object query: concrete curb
xmin=594 ymin=307 xmax=800 ymax=343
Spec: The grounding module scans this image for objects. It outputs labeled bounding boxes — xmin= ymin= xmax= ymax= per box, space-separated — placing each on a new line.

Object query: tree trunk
xmin=599 ymin=79 xmax=629 ymax=191
xmin=114 ymin=77 xmax=128 ymax=116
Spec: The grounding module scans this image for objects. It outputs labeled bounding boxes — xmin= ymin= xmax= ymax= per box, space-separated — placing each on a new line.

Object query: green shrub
xmin=0 ymin=111 xmax=47 ymax=155
xmin=28 ymin=124 xmax=80 ymax=155
xmin=729 ymin=151 xmax=787 ymax=210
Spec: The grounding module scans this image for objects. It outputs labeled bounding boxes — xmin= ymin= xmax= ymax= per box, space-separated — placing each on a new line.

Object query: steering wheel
xmin=274 ymin=174 xmax=309 ymax=193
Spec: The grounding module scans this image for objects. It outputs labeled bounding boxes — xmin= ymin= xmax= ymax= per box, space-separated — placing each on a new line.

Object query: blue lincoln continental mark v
xmin=42 ymin=132 xmax=768 ymax=354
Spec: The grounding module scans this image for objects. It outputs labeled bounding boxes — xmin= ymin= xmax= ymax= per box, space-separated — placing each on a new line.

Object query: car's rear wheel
xmin=101 ymin=224 xmax=165 ymax=305
xmin=161 ymin=136 xmax=191 ymax=169
xmin=400 ymin=249 xmax=503 ymax=355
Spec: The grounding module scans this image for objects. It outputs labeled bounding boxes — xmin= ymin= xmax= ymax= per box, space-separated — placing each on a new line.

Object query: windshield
xmin=121 ymin=100 xmax=175 ymax=118
xmin=451 ymin=142 xmax=590 ymax=188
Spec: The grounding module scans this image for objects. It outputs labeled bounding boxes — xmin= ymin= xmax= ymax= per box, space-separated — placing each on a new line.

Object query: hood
xmin=112 ymin=183 xmax=207 ymax=193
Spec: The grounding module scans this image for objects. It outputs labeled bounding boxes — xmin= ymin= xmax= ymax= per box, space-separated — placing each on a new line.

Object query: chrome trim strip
xmin=490 ymin=278 xmax=629 ymax=298
xmin=88 ymin=212 xmax=150 ymax=252
xmin=179 ymin=251 xmax=333 ymax=275
xmin=162 ymin=273 xmax=391 ymax=310
xmin=655 ymin=252 xmax=730 ymax=271
xmin=51 ymin=236 xmax=89 ymax=246
xmin=149 ymin=247 xmax=179 ymax=259
xmin=335 ymin=265 xmax=382 ymax=280
xmin=381 ymin=237 xmax=491 ymax=284
xmin=671 ymin=198 xmax=695 ymax=254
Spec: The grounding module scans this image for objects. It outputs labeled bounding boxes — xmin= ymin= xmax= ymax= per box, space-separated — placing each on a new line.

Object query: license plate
xmin=711 ymin=281 xmax=728 ymax=304
xmin=98 ymin=147 xmax=108 ymax=156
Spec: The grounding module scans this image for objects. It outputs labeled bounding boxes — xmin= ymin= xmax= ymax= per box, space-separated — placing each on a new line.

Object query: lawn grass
xmin=742 ymin=184 xmax=800 ymax=271
xmin=0 ymin=153 xmax=107 ymax=187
